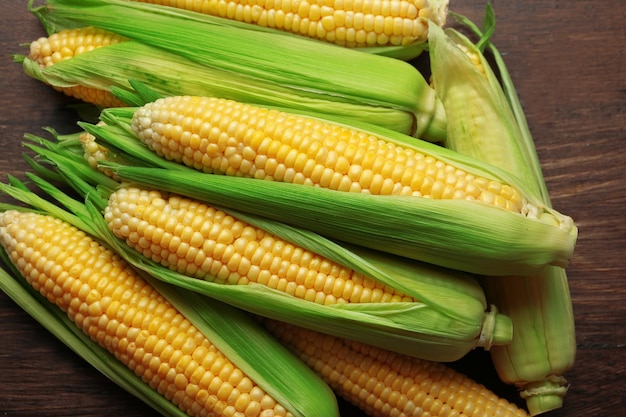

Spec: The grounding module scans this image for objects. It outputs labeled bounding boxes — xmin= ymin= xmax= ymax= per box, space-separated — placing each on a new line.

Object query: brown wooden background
xmin=1 ymin=1 xmax=624 ymax=416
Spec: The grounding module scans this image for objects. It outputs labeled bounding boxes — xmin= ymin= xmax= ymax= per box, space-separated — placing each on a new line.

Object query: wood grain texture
xmin=1 ymin=1 xmax=624 ymax=416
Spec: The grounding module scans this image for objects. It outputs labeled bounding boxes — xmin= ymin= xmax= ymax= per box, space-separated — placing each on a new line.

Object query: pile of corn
xmin=1 ymin=0 xmax=576 ymax=416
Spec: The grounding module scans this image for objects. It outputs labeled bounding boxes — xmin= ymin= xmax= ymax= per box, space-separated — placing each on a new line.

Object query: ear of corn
xmin=129 ymin=0 xmax=448 ymax=50
xmin=33 ymin=0 xmax=446 ymax=60
xmin=80 ymin=95 xmax=577 ymax=277
xmin=427 ymin=22 xmax=542 ymax=201
xmin=428 ymin=17 xmax=575 ymax=415
xmin=19 ymin=133 xmax=514 ymax=363
xmin=0 ymin=188 xmax=340 ymax=417
xmin=17 ymin=32 xmax=422 ymax=135
xmin=28 ymin=0 xmax=448 ymax=141
xmin=263 ymin=319 xmax=529 ymax=417
xmin=102 ymin=185 xmax=515 ymax=360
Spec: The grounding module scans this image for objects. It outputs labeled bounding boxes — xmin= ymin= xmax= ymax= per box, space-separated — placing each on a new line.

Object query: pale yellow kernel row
xmin=264 ymin=320 xmax=529 ymax=417
xmin=29 ymin=26 xmax=127 ymax=68
xmin=132 ymin=95 xmax=526 ymax=212
xmin=0 ymin=210 xmax=292 ymax=417
xmin=135 ymin=0 xmax=431 ymax=46
xmin=105 ymin=187 xmax=415 ymax=306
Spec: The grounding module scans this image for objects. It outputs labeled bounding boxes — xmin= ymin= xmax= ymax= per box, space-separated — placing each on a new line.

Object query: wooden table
xmin=1 ymin=1 xmax=624 ymax=416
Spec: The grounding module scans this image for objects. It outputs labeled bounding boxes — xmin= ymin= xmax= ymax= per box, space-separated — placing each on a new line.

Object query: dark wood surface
xmin=1 ymin=1 xmax=624 ymax=416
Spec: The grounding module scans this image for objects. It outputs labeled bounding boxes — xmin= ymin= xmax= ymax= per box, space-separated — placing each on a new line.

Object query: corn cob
xmin=428 ymin=20 xmax=575 ymax=415
xmin=132 ymin=0 xmax=448 ymax=48
xmin=0 ymin=208 xmax=342 ymax=416
xmin=263 ymin=319 xmax=529 ymax=417
xmin=19 ymin=134 xmax=514 ymax=362
xmin=27 ymin=0 xmax=447 ymax=140
xmin=132 ymin=94 xmax=523 ymax=211
xmin=80 ymin=91 xmax=577 ymax=276
xmin=105 ymin=187 xmax=415 ymax=306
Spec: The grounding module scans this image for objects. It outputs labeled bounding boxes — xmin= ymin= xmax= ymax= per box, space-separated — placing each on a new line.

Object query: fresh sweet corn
xmin=133 ymin=0 xmax=448 ymax=48
xmin=105 ymin=186 xmax=421 ymax=305
xmin=29 ymin=0 xmax=447 ymax=140
xmin=0 ymin=209 xmax=341 ymax=416
xmin=428 ymin=20 xmax=576 ymax=415
xmin=264 ymin=319 xmax=529 ymax=417
xmin=27 ymin=26 xmax=127 ymax=107
xmin=131 ymin=95 xmax=524 ymax=212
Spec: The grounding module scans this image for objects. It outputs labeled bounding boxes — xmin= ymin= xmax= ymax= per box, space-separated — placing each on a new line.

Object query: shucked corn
xmin=0 ymin=209 xmax=303 ymax=417
xmin=132 ymin=95 xmax=524 ymax=212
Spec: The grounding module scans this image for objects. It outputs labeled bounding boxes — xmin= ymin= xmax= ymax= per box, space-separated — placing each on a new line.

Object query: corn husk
xmin=428 ymin=13 xmax=575 ymax=415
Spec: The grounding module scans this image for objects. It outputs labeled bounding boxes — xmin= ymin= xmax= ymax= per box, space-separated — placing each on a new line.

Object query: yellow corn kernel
xmin=133 ymin=0 xmax=438 ymax=47
xmin=454 ymin=41 xmax=486 ymax=75
xmin=28 ymin=27 xmax=127 ymax=107
xmin=132 ymin=95 xmax=525 ymax=212
xmin=105 ymin=186 xmax=415 ymax=306
xmin=79 ymin=127 xmax=122 ymax=180
xmin=0 ymin=210 xmax=293 ymax=417
xmin=264 ymin=320 xmax=529 ymax=417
